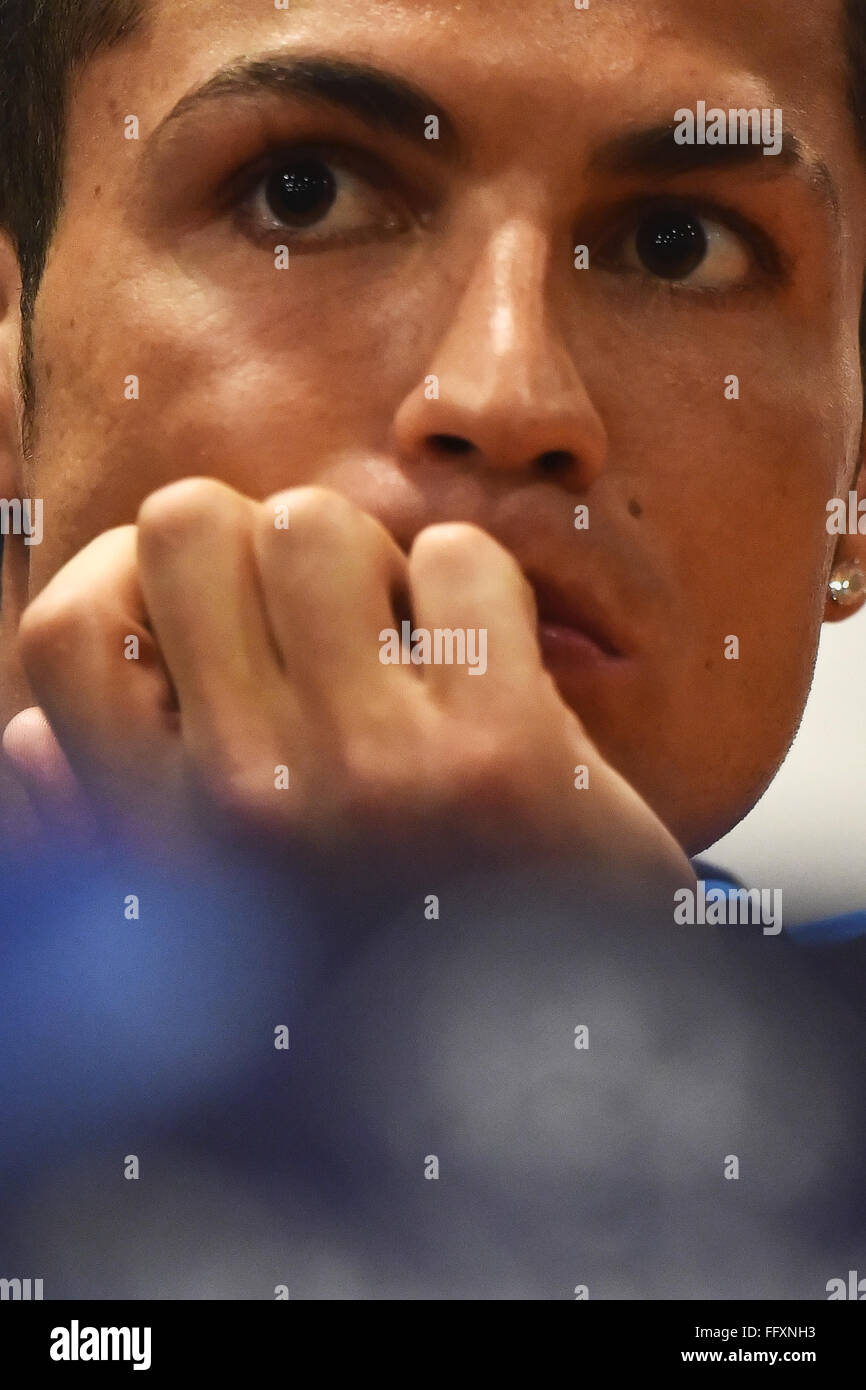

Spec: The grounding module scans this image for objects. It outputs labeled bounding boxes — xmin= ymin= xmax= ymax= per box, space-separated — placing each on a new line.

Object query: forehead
xmin=56 ymin=0 xmax=861 ymax=238
xmin=137 ymin=0 xmax=843 ymax=50
xmin=91 ymin=0 xmax=848 ymax=119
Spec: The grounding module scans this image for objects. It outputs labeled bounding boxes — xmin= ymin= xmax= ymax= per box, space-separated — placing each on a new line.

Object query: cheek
xmin=585 ymin=344 xmax=840 ymax=842
xmin=602 ymin=320 xmax=840 ymax=628
xmin=29 ymin=259 xmax=421 ymax=565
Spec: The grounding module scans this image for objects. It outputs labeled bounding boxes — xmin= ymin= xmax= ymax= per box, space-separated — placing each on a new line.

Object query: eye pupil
xmin=635 ymin=210 xmax=707 ymax=279
xmin=265 ymin=159 xmax=337 ymax=225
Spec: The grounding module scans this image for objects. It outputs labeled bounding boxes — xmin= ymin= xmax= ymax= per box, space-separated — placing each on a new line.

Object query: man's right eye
xmin=262 ymin=157 xmax=339 ymax=225
xmin=237 ymin=148 xmax=411 ymax=249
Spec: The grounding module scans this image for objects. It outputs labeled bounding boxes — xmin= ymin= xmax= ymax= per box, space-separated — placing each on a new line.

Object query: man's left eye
xmin=613 ymin=204 xmax=753 ymax=289
xmin=241 ymin=151 xmax=407 ymax=245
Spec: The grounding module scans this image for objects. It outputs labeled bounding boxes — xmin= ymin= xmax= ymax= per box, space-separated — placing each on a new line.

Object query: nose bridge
xmin=392 ymin=212 xmax=608 ymax=482
xmin=450 ymin=217 xmax=557 ymax=392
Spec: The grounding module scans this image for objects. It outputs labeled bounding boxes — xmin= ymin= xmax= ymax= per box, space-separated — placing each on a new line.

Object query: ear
xmin=0 ymin=231 xmax=26 ymax=635
xmin=0 ymin=230 xmax=24 ymax=622
xmin=0 ymin=231 xmax=21 ymax=502
xmin=0 ymin=232 xmax=41 ymax=841
xmin=0 ymin=232 xmax=36 ymax=710
xmin=823 ymin=424 xmax=866 ymax=624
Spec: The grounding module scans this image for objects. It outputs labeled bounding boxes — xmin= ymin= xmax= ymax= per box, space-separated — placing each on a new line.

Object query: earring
xmin=829 ymin=558 xmax=866 ymax=607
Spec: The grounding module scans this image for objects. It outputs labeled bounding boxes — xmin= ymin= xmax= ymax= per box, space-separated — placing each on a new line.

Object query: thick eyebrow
xmin=589 ymin=123 xmax=840 ymax=221
xmin=149 ymin=54 xmax=458 ymax=155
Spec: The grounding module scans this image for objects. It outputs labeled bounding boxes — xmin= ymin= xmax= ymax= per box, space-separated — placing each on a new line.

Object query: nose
xmin=392 ymin=219 xmax=608 ymax=487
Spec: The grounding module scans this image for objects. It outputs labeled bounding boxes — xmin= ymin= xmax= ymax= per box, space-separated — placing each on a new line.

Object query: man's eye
xmin=615 ymin=205 xmax=752 ymax=289
xmin=241 ymin=152 xmax=406 ymax=245
xmin=264 ymin=158 xmax=338 ymax=225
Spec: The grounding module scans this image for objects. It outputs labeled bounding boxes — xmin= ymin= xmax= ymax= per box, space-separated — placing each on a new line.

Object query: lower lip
xmin=537 ymin=621 xmax=624 ymax=672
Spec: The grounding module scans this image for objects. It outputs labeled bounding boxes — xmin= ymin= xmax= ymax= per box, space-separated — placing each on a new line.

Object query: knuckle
xmin=411 ymin=522 xmax=520 ymax=586
xmin=412 ymin=521 xmax=488 ymax=562
xmin=16 ymin=525 xmax=138 ymax=677
xmin=194 ymin=749 xmax=288 ymax=832
xmin=260 ymin=485 xmax=360 ymax=544
xmin=339 ymin=738 xmax=404 ymax=814
xmin=449 ymin=729 xmax=526 ymax=807
xmin=137 ymin=477 xmax=238 ymax=551
xmin=18 ymin=590 xmax=92 ymax=671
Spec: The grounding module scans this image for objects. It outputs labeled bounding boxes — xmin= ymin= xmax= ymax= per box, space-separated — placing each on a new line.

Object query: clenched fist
xmin=4 ymin=480 xmax=694 ymax=901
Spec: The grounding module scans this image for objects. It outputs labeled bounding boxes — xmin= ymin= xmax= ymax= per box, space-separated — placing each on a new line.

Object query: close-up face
xmin=5 ymin=0 xmax=866 ymax=854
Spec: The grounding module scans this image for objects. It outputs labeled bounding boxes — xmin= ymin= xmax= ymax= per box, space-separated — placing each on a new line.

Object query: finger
xmin=16 ymin=526 xmax=180 ymax=816
xmin=2 ymin=707 xmax=100 ymax=848
xmin=252 ymin=487 xmax=412 ymax=713
xmin=408 ymin=523 xmax=543 ymax=711
xmin=136 ymin=479 xmax=286 ymax=741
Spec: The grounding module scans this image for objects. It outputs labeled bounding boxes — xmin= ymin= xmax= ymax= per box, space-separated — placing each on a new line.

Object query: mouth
xmin=526 ymin=574 xmax=628 ymax=668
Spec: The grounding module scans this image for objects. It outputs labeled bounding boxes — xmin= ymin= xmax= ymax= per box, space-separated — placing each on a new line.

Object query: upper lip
xmin=524 ymin=571 xmax=628 ymax=659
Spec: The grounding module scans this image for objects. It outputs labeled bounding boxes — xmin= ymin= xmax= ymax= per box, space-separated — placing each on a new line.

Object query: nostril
xmin=429 ymin=433 xmax=475 ymax=455
xmin=537 ymin=450 xmax=574 ymax=474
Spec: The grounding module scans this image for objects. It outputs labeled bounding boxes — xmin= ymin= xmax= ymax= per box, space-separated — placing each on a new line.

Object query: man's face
xmin=12 ymin=0 xmax=866 ymax=853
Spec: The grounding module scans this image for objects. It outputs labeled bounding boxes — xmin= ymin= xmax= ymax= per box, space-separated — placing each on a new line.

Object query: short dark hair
xmin=0 ymin=0 xmax=144 ymax=423
xmin=0 ymin=1 xmax=143 ymax=314
xmin=0 ymin=0 xmax=865 ymax=391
